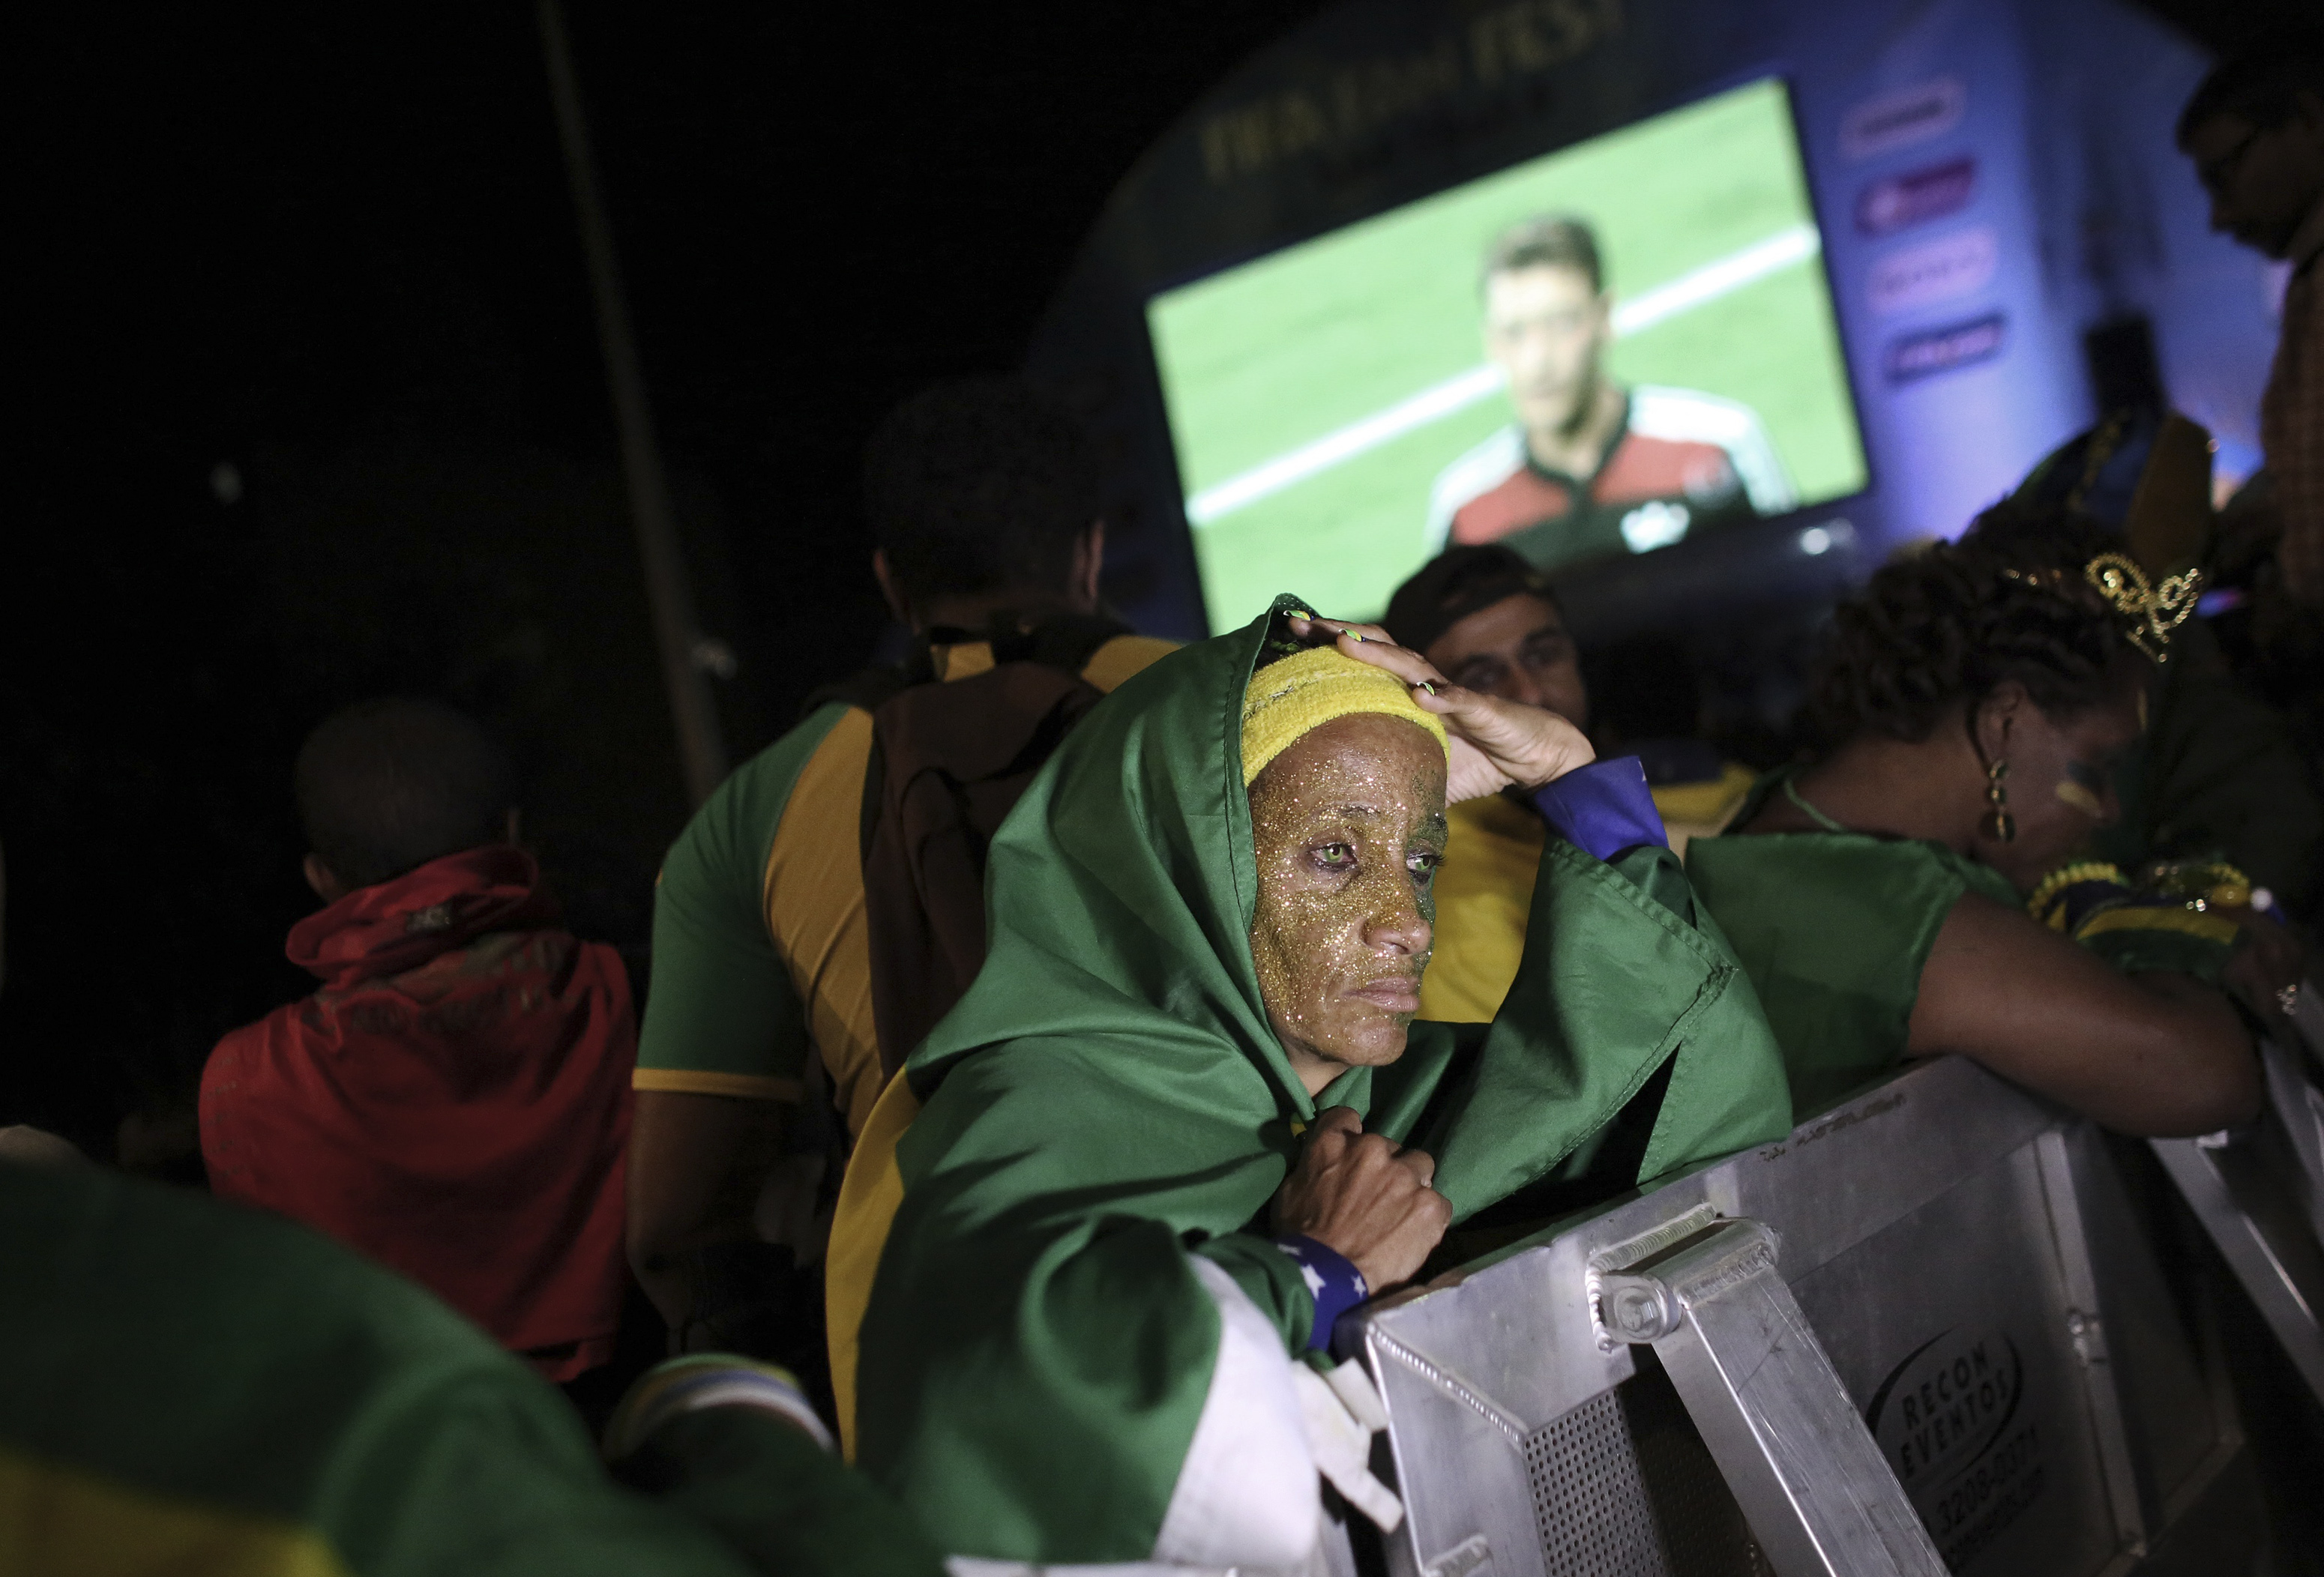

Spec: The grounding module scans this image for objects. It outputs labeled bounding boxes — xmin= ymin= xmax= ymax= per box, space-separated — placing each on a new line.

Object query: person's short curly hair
xmin=862 ymin=375 xmax=1101 ymax=606
xmin=1810 ymin=500 xmax=2144 ymax=746
xmin=2176 ymin=31 xmax=2324 ymax=145
xmin=295 ymin=699 xmax=513 ymax=891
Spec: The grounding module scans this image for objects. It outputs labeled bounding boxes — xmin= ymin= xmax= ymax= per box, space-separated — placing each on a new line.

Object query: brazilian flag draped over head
xmin=839 ymin=595 xmax=1792 ymax=1564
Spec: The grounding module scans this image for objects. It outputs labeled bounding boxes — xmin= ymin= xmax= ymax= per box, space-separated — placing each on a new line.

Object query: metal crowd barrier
xmin=2149 ymin=986 xmax=2324 ymax=1407
xmin=1342 ymin=1055 xmax=2264 ymax=1577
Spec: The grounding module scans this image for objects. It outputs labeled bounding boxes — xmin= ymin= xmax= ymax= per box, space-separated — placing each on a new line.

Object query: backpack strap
xmin=855 ymin=627 xmax=1120 ymax=1080
xmin=798 ymin=610 xmax=1126 ymax=726
xmin=813 ymin=611 xmax=1133 ymax=878
xmin=858 ymin=714 xmax=887 ymax=871
xmin=825 ymin=614 xmax=1128 ymax=862
xmin=797 ymin=664 xmax=911 ymax=723
xmin=986 ymin=612 xmax=1131 ymax=675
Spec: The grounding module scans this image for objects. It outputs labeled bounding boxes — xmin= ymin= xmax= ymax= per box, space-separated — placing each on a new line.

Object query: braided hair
xmin=1810 ymin=500 xmax=2144 ymax=747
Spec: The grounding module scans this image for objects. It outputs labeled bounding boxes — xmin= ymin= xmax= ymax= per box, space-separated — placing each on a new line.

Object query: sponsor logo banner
xmin=1842 ymin=77 xmax=1966 ymax=162
xmin=1857 ymin=157 xmax=1975 ymax=236
xmin=1868 ymin=226 xmax=1998 ymax=316
xmin=1885 ymin=313 xmax=2007 ymax=383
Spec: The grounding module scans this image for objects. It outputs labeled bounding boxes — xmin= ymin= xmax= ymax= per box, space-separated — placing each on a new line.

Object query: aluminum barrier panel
xmin=2150 ymin=1009 xmax=2324 ymax=1408
xmin=1346 ymin=1057 xmax=2258 ymax=1577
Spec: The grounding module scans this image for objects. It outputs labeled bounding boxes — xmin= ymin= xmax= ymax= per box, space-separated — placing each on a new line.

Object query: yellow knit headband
xmin=1240 ymin=645 xmax=1451 ymax=788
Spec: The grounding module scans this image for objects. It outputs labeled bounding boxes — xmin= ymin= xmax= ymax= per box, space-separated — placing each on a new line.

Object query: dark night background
xmin=3 ymin=2 xmax=1336 ymax=1157
xmin=0 ymin=0 xmax=2296 ymax=1159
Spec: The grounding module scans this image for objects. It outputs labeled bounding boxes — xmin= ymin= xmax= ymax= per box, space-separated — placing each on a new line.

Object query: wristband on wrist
xmin=2026 ymin=860 xmax=2131 ymax=932
xmin=2073 ymin=904 xmax=2242 ymax=983
xmin=2026 ymin=859 xmax=2244 ymax=985
xmin=2142 ymin=858 xmax=2253 ymax=911
xmin=1530 ymin=757 xmax=1668 ymax=863
xmin=1272 ymin=1235 xmax=1369 ymax=1352
xmin=603 ymin=1355 xmax=834 ymax=1462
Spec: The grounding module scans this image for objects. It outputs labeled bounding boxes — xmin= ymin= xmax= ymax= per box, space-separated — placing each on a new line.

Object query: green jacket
xmin=852 ymin=596 xmax=1792 ymax=1563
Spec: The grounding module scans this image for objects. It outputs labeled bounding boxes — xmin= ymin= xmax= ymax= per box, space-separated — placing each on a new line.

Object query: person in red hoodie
xmin=200 ymin=698 xmax=636 ymax=1385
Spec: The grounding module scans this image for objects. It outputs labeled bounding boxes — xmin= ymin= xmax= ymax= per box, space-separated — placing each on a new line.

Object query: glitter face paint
xmin=2054 ymin=775 xmax=2110 ymax=812
xmin=2046 ymin=660 xmax=2144 ymax=824
xmin=1247 ymin=713 xmax=1448 ymax=1097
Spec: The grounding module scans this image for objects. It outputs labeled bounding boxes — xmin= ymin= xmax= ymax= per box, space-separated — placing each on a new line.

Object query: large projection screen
xmin=1148 ymin=77 xmax=1870 ymax=633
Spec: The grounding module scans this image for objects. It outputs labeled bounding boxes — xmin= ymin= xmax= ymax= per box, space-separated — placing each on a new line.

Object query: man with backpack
xmin=625 ymin=376 xmax=1174 ymax=1373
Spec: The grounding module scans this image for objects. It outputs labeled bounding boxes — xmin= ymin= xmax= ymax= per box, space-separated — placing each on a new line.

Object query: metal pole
xmin=538 ymin=0 xmax=727 ymax=806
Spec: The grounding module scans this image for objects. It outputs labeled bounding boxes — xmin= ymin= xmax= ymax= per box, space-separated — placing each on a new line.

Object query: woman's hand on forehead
xmin=1289 ymin=615 xmax=1594 ymax=800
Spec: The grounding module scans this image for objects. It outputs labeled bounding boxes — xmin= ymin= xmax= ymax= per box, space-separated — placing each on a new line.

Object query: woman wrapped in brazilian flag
xmin=825 ymin=596 xmax=1795 ymax=1566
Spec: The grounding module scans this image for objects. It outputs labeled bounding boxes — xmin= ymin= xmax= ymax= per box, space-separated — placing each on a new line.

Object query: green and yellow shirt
xmin=636 ymin=635 xmax=1177 ymax=1135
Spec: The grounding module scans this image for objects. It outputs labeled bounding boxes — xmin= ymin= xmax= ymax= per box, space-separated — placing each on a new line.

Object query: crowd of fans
xmin=1 ymin=36 xmax=2321 ymax=1577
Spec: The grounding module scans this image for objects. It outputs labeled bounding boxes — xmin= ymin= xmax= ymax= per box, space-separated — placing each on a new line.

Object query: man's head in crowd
xmin=1481 ymin=216 xmax=1612 ymax=444
xmin=294 ymin=699 xmax=516 ymax=902
xmin=862 ymin=375 xmax=1105 ymax=632
xmin=2178 ymin=38 xmax=2324 ymax=259
xmin=1382 ymin=545 xmax=1589 ymax=729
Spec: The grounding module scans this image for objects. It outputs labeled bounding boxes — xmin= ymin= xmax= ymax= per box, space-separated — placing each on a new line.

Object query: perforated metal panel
xmin=1526 ymin=1387 xmax=1661 ymax=1573
xmin=1523 ymin=1367 xmax=1770 ymax=1576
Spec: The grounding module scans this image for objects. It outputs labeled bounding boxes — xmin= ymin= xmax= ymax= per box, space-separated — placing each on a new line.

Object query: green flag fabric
xmin=852 ymin=597 xmax=1792 ymax=1564
xmin=0 ymin=1160 xmax=942 ymax=1577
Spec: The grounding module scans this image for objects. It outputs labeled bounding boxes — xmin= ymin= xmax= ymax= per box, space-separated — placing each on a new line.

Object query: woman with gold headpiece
xmin=1687 ymin=498 xmax=2284 ymax=1128
xmin=822 ymin=594 xmax=1792 ymax=1565
xmin=2011 ymin=408 xmax=2322 ymax=913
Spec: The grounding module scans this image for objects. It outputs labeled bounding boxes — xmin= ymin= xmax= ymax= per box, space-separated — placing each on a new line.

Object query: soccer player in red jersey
xmin=1427 ymin=215 xmax=1795 ymax=570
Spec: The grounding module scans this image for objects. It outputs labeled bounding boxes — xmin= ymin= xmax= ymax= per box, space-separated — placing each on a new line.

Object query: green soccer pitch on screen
xmin=1146 ymin=77 xmax=1870 ymax=634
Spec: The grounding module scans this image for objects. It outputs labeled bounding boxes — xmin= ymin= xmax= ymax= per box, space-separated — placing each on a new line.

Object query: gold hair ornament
xmin=2001 ymin=553 xmax=2203 ymax=663
xmin=2083 ymin=553 xmax=2202 ymax=663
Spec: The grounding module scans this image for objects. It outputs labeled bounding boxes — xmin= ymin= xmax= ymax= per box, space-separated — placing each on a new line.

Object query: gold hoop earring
xmin=1979 ymin=759 xmax=2016 ymax=843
